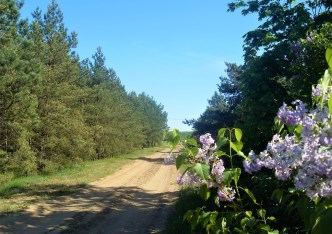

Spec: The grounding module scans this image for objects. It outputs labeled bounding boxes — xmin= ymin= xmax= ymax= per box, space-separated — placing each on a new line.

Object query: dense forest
xmin=186 ymin=0 xmax=332 ymax=151
xmin=0 ymin=0 xmax=168 ymax=176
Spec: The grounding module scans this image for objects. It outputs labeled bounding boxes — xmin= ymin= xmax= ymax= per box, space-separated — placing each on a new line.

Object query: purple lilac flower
xmin=195 ymin=134 xmax=218 ymax=163
xmin=211 ymin=159 xmax=225 ymax=184
xmin=164 ymin=153 xmax=176 ymax=164
xmin=217 ymin=187 xmax=236 ymax=202
xmin=199 ymin=133 xmax=215 ymax=149
xmin=176 ymin=171 xmax=202 ymax=187
xmin=258 ymin=150 xmax=275 ymax=169
xmin=277 ymin=100 xmax=307 ymax=125
xmin=275 ymin=167 xmax=291 ymax=180
xmin=294 ymin=148 xmax=332 ymax=199
xmin=243 ymin=150 xmax=263 ymax=174
xmin=268 ymin=134 xmax=302 ymax=180
xmin=248 ymin=95 xmax=332 ymax=199
xmin=301 ymin=115 xmax=317 ymax=137
xmin=312 ymin=84 xmax=322 ymax=97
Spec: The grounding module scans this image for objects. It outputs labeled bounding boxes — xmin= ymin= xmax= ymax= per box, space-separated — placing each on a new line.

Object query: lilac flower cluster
xmin=171 ymin=133 xmax=236 ymax=202
xmin=199 ymin=133 xmax=215 ymax=150
xmin=277 ymin=100 xmax=307 ymax=125
xmin=312 ymin=84 xmax=322 ymax=97
xmin=176 ymin=170 xmax=203 ymax=187
xmin=312 ymin=83 xmax=332 ymax=101
xmin=217 ymin=187 xmax=236 ymax=202
xmin=211 ymin=159 xmax=225 ymax=184
xmin=244 ymin=85 xmax=332 ymax=199
xmin=164 ymin=153 xmax=177 ymax=165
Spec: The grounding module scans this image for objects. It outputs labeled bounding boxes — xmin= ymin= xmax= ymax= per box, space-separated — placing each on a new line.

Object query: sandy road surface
xmin=0 ymin=150 xmax=180 ymax=233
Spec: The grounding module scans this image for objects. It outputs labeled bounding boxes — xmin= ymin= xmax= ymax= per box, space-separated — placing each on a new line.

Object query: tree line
xmin=186 ymin=0 xmax=332 ymax=152
xmin=0 ymin=0 xmax=168 ymax=176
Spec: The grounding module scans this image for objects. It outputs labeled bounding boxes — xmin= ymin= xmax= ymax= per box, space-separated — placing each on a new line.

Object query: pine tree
xmin=0 ymin=0 xmax=41 ymax=175
xmin=27 ymin=0 xmax=93 ymax=171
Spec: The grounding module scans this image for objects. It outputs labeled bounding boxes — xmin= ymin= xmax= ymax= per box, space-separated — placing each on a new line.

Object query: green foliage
xmin=167 ymin=128 xmax=281 ymax=233
xmin=325 ymin=48 xmax=332 ymax=70
xmin=189 ymin=1 xmax=332 ymax=152
xmin=165 ymin=188 xmax=204 ymax=234
xmin=0 ymin=0 xmax=168 ymax=177
xmin=174 ymin=52 xmax=332 ymax=233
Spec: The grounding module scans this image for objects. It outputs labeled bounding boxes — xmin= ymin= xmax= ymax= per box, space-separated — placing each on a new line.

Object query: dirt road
xmin=0 ymin=150 xmax=180 ymax=233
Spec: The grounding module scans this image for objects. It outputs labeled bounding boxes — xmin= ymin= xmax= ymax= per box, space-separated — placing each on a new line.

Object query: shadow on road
xmin=0 ymin=185 xmax=178 ymax=234
xmin=136 ymin=156 xmax=165 ymax=164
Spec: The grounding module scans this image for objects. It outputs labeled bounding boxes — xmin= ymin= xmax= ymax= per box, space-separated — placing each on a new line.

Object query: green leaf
xmin=260 ymin=224 xmax=271 ymax=231
xmin=230 ymin=141 xmax=243 ymax=153
xmin=320 ymin=70 xmax=332 ymax=107
xmin=257 ymin=209 xmax=266 ymax=219
xmin=241 ymin=187 xmax=258 ymax=205
xmin=167 ymin=129 xmax=180 ymax=149
xmin=178 ymin=164 xmax=191 ymax=173
xmin=185 ymin=146 xmax=199 ymax=157
xmin=175 ymin=153 xmax=186 ymax=170
xmin=312 ymin=208 xmax=332 ymax=234
xmin=267 ymin=230 xmax=279 ymax=234
xmin=186 ymin=138 xmax=198 ymax=147
xmin=183 ymin=209 xmax=193 ymax=222
xmin=234 ymin=128 xmax=243 ymax=141
xmin=222 ymin=169 xmax=234 ymax=185
xmin=217 ymin=136 xmax=228 ymax=148
xmin=267 ymin=216 xmax=277 ymax=223
xmin=218 ymin=128 xmax=227 ymax=138
xmin=214 ymin=195 xmax=220 ymax=207
xmin=184 ymin=209 xmax=199 ymax=231
xmin=234 ymin=168 xmax=241 ymax=183
xmin=271 ymin=189 xmax=283 ymax=204
xmin=199 ymin=211 xmax=211 ymax=227
xmin=245 ymin=211 xmax=252 ymax=217
xmin=193 ymin=163 xmax=210 ymax=181
xmin=323 ymin=196 xmax=332 ymax=209
xmin=222 ymin=168 xmax=241 ymax=185
xmin=274 ymin=117 xmax=284 ymax=134
xmin=214 ymin=150 xmax=227 ymax=157
xmin=326 ymin=48 xmax=332 ymax=70
xmin=199 ymin=184 xmax=211 ymax=201
xmin=237 ymin=151 xmax=247 ymax=159
xmin=329 ymin=92 xmax=332 ymax=115
xmin=240 ymin=217 xmax=256 ymax=229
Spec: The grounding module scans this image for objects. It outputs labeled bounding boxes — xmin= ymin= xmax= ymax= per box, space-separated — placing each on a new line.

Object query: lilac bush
xmin=165 ymin=132 xmax=237 ymax=202
xmin=244 ymin=81 xmax=332 ymax=199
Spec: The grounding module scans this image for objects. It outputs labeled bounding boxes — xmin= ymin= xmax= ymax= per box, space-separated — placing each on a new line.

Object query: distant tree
xmin=81 ymin=48 xmax=148 ymax=158
xmin=129 ymin=92 xmax=168 ymax=147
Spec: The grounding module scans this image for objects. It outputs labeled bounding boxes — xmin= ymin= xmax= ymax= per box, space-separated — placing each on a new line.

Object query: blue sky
xmin=20 ymin=0 xmax=259 ymax=131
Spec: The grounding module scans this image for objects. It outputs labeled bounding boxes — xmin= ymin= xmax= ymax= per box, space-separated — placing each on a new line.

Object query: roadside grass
xmin=165 ymin=188 xmax=204 ymax=234
xmin=0 ymin=146 xmax=164 ymax=214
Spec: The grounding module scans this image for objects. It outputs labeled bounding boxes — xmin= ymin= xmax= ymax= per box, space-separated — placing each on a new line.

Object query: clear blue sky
xmin=20 ymin=0 xmax=259 ymax=131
